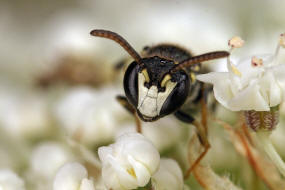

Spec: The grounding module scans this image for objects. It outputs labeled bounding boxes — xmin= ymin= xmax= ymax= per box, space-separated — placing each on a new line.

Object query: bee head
xmin=123 ymin=56 xmax=190 ymax=121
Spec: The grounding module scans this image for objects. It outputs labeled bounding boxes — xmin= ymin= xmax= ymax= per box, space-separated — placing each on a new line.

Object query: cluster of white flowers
xmin=197 ymin=34 xmax=285 ymax=112
xmin=0 ymin=83 xmax=187 ymax=190
xmin=42 ymin=132 xmax=185 ymax=190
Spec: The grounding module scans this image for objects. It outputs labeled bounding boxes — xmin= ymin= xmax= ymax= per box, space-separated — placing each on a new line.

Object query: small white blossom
xmin=117 ymin=117 xmax=183 ymax=151
xmin=98 ymin=133 xmax=160 ymax=190
xmin=30 ymin=142 xmax=74 ymax=179
xmin=55 ymin=86 xmax=128 ymax=146
xmin=197 ymin=35 xmax=285 ymax=111
xmin=151 ymin=158 xmax=183 ymax=190
xmin=0 ymin=169 xmax=25 ymax=190
xmin=53 ymin=162 xmax=95 ymax=190
xmin=0 ymin=89 xmax=50 ymax=139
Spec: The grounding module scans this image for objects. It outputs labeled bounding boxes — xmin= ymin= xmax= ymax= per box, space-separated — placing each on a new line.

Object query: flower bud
xmin=55 ymin=87 xmax=127 ymax=146
xmin=151 ymin=158 xmax=183 ymax=190
xmin=30 ymin=142 xmax=74 ymax=179
xmin=53 ymin=162 xmax=95 ymax=190
xmin=0 ymin=169 xmax=25 ymax=190
xmin=98 ymin=133 xmax=160 ymax=190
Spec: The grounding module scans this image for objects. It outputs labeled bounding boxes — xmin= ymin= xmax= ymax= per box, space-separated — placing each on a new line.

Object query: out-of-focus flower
xmin=197 ymin=35 xmax=285 ymax=112
xmin=0 ymin=169 xmax=25 ymax=190
xmin=53 ymin=162 xmax=95 ymax=190
xmin=0 ymin=89 xmax=50 ymax=139
xmin=26 ymin=142 xmax=75 ymax=190
xmin=117 ymin=117 xmax=184 ymax=151
xmin=30 ymin=142 xmax=74 ymax=179
xmin=54 ymin=86 xmax=129 ymax=146
xmin=151 ymin=158 xmax=183 ymax=190
xmin=0 ymin=147 xmax=14 ymax=169
xmin=98 ymin=133 xmax=160 ymax=190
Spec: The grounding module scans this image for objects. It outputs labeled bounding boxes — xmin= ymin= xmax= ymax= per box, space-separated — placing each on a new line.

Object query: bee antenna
xmin=90 ymin=29 xmax=143 ymax=66
xmin=170 ymin=51 xmax=229 ymax=74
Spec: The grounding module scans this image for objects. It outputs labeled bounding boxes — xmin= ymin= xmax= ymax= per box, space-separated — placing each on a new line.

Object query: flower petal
xmin=228 ymin=82 xmax=270 ymax=111
xmin=259 ymin=71 xmax=282 ymax=107
xmin=53 ymin=162 xmax=88 ymax=190
xmin=80 ymin=179 xmax=95 ymax=190
xmin=128 ymin=155 xmax=150 ymax=186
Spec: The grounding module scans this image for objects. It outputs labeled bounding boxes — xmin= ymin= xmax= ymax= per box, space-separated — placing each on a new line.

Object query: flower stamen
xmin=227 ymin=36 xmax=244 ymax=77
xmin=279 ymin=33 xmax=285 ymax=48
xmin=272 ymin=33 xmax=285 ymax=65
xmin=251 ymin=56 xmax=263 ymax=67
xmin=127 ymin=168 xmax=137 ymax=178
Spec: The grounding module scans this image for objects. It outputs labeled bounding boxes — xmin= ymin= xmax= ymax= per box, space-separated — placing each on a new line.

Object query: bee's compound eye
xmin=159 ymin=72 xmax=189 ymax=117
xmin=123 ymin=61 xmax=140 ymax=107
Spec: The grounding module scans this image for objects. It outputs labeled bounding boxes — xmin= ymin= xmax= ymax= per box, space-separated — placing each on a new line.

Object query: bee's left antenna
xmin=170 ymin=51 xmax=229 ymax=73
xmin=90 ymin=29 xmax=143 ymax=66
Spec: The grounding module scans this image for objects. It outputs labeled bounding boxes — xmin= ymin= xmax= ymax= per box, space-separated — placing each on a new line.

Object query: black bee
xmin=90 ymin=29 xmax=229 ymax=177
xmin=90 ymin=30 xmax=228 ymax=122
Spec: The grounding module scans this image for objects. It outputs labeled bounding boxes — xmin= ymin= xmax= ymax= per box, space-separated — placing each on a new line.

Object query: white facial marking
xmin=137 ymin=73 xmax=177 ymax=118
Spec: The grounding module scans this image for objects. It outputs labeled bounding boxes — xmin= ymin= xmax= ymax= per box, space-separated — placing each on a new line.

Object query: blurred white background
xmin=1 ymin=0 xmax=284 ymax=84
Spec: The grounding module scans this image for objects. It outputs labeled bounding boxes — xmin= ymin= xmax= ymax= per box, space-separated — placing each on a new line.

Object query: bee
xmin=90 ymin=29 xmax=229 ymax=177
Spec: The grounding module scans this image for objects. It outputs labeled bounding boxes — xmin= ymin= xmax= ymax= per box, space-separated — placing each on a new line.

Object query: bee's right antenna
xmin=90 ymin=29 xmax=143 ymax=66
xmin=170 ymin=51 xmax=229 ymax=74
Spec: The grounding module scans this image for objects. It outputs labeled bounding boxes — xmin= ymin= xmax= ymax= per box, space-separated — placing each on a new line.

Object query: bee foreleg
xmin=174 ymin=110 xmax=210 ymax=179
xmin=116 ymin=95 xmax=142 ymax=133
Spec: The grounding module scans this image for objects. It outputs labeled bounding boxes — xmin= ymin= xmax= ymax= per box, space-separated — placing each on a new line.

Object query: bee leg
xmin=116 ymin=95 xmax=142 ymax=133
xmin=200 ymin=84 xmax=208 ymax=133
xmin=174 ymin=110 xmax=210 ymax=179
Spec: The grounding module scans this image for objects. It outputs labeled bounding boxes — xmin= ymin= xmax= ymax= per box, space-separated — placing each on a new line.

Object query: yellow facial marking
xmin=193 ymin=65 xmax=200 ymax=71
xmin=161 ymin=74 xmax=171 ymax=87
xmin=190 ymin=72 xmax=196 ymax=82
xmin=142 ymin=69 xmax=150 ymax=82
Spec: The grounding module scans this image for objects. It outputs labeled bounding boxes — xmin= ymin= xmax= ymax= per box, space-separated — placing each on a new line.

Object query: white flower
xmin=30 ymin=142 xmax=74 ymax=179
xmin=151 ymin=158 xmax=183 ymax=190
xmin=197 ymin=35 xmax=285 ymax=111
xmin=53 ymin=162 xmax=95 ymax=190
xmin=98 ymin=133 xmax=160 ymax=190
xmin=0 ymin=89 xmax=50 ymax=138
xmin=0 ymin=169 xmax=25 ymax=190
xmin=55 ymin=86 xmax=128 ymax=146
xmin=116 ymin=117 xmax=184 ymax=151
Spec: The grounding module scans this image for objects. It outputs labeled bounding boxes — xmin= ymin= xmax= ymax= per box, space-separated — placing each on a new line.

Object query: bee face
xmin=123 ymin=56 xmax=190 ymax=121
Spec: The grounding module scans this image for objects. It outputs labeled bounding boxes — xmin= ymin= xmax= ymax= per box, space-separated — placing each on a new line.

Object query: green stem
xmin=257 ymin=131 xmax=285 ymax=177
